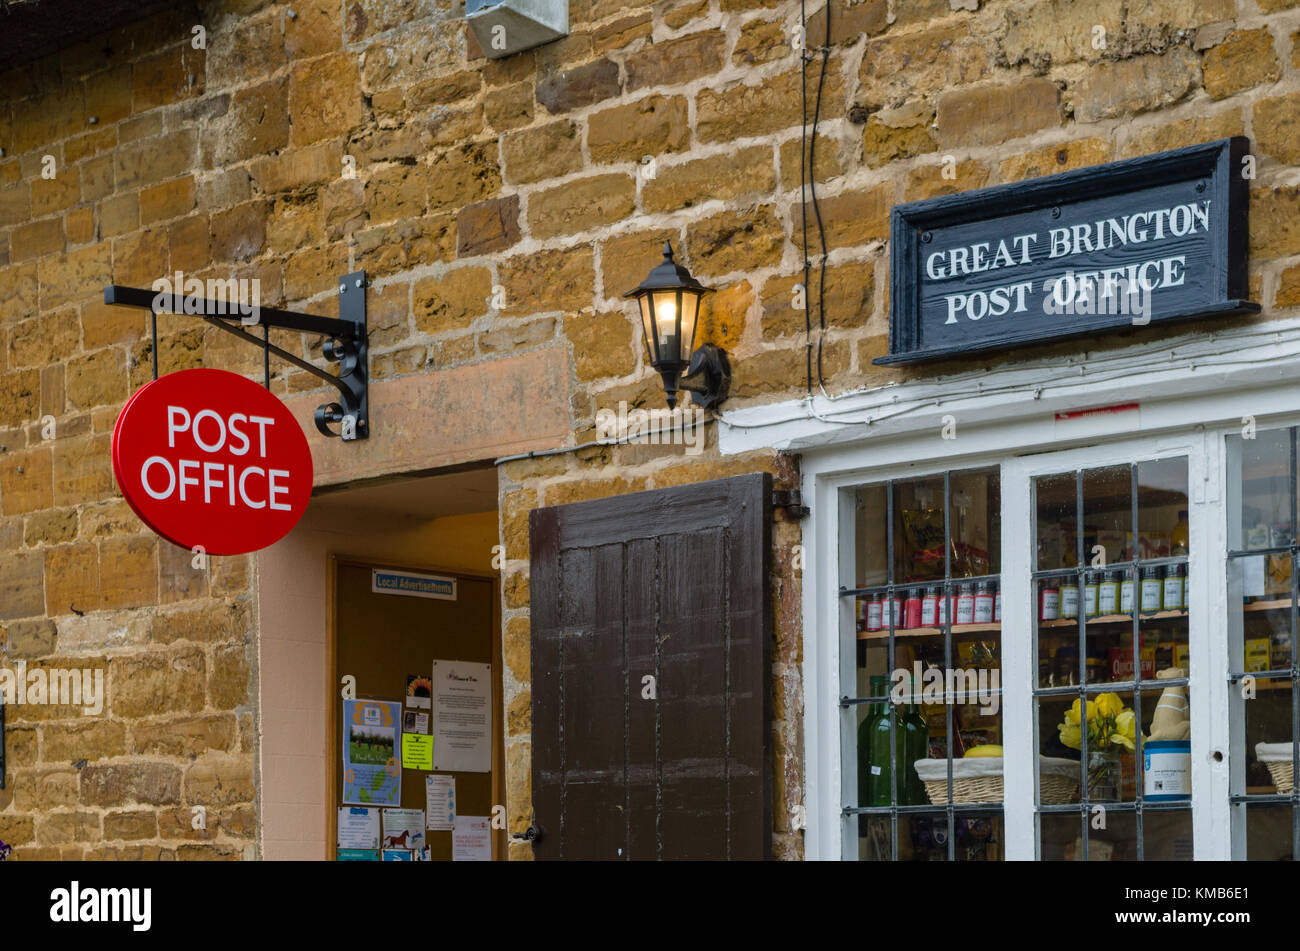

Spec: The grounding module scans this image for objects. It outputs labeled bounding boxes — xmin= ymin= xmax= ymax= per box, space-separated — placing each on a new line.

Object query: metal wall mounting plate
xmin=103 ymin=271 xmax=371 ymax=441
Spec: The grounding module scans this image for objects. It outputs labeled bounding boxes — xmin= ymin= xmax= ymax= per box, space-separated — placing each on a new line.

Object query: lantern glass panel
xmin=651 ymin=289 xmax=683 ymax=366
xmin=638 ymin=294 xmax=656 ymax=363
xmin=680 ymin=290 xmax=700 ymax=360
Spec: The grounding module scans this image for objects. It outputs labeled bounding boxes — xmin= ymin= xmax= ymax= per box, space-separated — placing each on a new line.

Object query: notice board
xmin=333 ymin=561 xmax=499 ymax=860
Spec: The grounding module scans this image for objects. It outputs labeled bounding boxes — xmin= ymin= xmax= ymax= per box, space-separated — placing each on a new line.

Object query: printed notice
xmin=337 ymin=807 xmax=380 ymax=850
xmin=406 ymin=675 xmax=432 ymax=710
xmin=382 ymin=808 xmax=426 ymax=851
xmin=426 ymin=775 xmax=455 ymax=831
xmin=431 ymin=660 xmax=491 ymax=773
xmin=402 ymin=732 xmax=433 ymax=770
xmin=372 ymin=569 xmax=457 ymax=600
xmin=452 ymin=816 xmax=491 ymax=861
xmin=342 ymin=699 xmax=402 ymax=807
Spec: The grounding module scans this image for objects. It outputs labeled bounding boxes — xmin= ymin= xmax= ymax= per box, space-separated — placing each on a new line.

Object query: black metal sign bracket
xmin=103 ymin=271 xmax=370 ymax=441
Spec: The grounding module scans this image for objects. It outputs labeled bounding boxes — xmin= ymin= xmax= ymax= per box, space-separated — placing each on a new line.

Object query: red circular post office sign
xmin=112 ymin=368 xmax=313 ymax=555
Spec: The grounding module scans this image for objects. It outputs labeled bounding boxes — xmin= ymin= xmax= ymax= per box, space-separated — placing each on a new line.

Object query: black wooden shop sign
xmin=875 ymin=137 xmax=1258 ymax=366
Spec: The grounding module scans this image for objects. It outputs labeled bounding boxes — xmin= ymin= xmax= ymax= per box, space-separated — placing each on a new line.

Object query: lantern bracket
xmin=103 ymin=271 xmax=370 ymax=441
xmin=678 ymin=342 xmax=731 ymax=411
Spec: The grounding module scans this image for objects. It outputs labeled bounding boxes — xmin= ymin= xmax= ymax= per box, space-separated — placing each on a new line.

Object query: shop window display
xmin=1227 ymin=428 xmax=1300 ymax=861
xmin=1033 ymin=460 xmax=1192 ymax=860
xmin=846 ymin=468 xmax=1003 ymax=861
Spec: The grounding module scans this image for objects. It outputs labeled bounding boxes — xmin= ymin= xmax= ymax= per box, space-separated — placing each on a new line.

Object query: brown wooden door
xmin=529 ymin=473 xmax=773 ymax=860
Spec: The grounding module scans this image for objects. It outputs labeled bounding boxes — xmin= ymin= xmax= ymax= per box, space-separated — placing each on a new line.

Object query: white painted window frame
xmin=804 ymin=419 xmax=1261 ymax=861
xmin=766 ymin=321 xmax=1300 ymax=861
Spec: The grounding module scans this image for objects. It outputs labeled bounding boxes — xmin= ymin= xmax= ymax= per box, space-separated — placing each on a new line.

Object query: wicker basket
xmin=1256 ymin=743 xmax=1297 ymax=794
xmin=914 ymin=756 xmax=1080 ymax=805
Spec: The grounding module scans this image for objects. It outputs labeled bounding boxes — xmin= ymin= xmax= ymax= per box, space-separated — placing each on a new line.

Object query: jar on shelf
xmin=1039 ymin=578 xmax=1061 ymax=620
xmin=904 ymin=587 xmax=923 ymax=630
xmin=1054 ymin=646 xmax=1079 ymax=686
xmin=1139 ymin=565 xmax=1163 ymax=613
xmin=973 ymin=581 xmax=994 ymax=623
xmin=866 ymin=593 xmax=883 ymax=632
xmin=1060 ymin=576 xmax=1080 ymax=618
xmin=955 ymin=583 xmax=976 ymax=625
xmin=1086 ymin=645 xmax=1109 ymax=683
xmin=1082 ymin=570 xmax=1100 ymax=619
xmin=1097 ymin=570 xmax=1120 ymax=616
xmin=1119 ymin=570 xmax=1135 ymax=614
xmin=920 ymin=586 xmax=939 ymax=627
xmin=993 ymin=580 xmax=1002 ymax=622
xmin=1163 ymin=564 xmax=1185 ymax=612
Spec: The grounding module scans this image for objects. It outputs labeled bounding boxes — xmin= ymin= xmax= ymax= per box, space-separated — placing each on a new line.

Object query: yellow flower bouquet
xmin=1057 ymin=692 xmax=1136 ymax=752
xmin=1057 ymin=692 xmax=1135 ymax=801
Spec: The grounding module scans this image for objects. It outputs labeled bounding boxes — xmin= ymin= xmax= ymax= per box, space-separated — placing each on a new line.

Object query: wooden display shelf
xmin=857 ymin=622 xmax=1001 ymax=640
xmin=1040 ymin=610 xmax=1187 ymax=628
xmin=1244 ymin=599 xmax=1295 ymax=612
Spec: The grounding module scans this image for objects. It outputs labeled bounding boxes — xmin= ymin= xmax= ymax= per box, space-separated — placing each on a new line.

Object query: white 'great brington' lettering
xmin=935 ymin=199 xmax=1211 ymax=324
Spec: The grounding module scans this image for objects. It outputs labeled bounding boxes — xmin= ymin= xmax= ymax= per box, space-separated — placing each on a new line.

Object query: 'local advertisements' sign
xmin=111 ymin=368 xmax=313 ymax=555
xmin=876 ymin=137 xmax=1258 ymax=365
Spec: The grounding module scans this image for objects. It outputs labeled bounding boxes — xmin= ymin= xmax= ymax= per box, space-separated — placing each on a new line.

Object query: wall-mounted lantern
xmin=624 ymin=241 xmax=730 ymax=410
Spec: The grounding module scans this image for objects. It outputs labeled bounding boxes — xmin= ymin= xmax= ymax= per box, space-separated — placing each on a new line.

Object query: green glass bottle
xmin=866 ymin=675 xmax=906 ymax=806
xmin=858 ymin=675 xmax=890 ymax=819
xmin=902 ymin=677 xmax=931 ymax=806
xmin=856 ymin=680 xmax=878 ymax=835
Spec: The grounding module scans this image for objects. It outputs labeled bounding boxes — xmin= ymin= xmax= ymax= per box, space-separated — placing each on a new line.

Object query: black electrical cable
xmin=799 ymin=0 xmax=812 ymax=398
xmin=150 ymin=307 xmax=159 ymax=380
xmin=810 ymin=3 xmax=830 ymax=394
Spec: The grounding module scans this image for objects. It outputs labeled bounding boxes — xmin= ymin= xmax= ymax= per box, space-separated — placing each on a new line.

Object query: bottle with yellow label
xmin=1171 ymin=510 xmax=1189 ymax=556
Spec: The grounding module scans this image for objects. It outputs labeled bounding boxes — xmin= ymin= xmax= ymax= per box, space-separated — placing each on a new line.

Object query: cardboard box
xmin=1110 ymin=646 xmax=1155 ymax=681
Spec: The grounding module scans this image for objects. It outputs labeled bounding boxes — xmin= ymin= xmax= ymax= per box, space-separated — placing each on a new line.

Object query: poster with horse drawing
xmin=382 ymin=807 xmax=426 ymax=851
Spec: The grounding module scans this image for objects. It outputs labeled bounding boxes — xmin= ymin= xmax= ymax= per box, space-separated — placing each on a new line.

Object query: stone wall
xmin=3 ymin=0 xmax=1300 ymax=859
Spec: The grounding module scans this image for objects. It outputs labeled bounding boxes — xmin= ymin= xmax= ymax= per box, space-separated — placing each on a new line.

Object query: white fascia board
xmin=717 ymin=317 xmax=1300 ymax=461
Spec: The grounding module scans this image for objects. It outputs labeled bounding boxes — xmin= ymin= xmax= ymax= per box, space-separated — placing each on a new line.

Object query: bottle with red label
xmin=920 ymin=586 xmax=940 ymax=627
xmin=955 ymin=583 xmax=976 ymax=625
xmin=973 ymin=581 xmax=994 ymax=623
xmin=903 ymin=587 xmax=923 ymax=630
xmin=866 ymin=593 xmax=883 ymax=632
